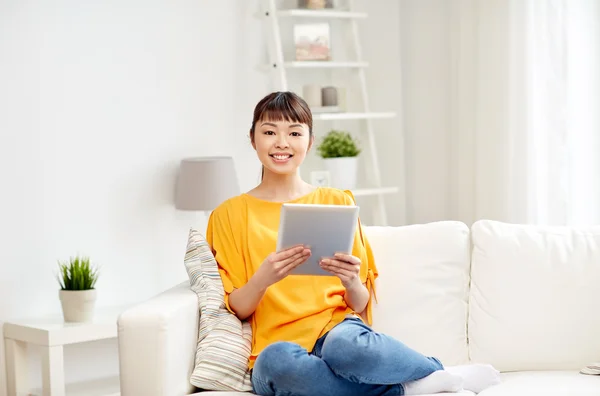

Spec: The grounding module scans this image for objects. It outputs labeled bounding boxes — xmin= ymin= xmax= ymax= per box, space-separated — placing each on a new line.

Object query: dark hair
xmin=249 ymin=91 xmax=313 ymax=179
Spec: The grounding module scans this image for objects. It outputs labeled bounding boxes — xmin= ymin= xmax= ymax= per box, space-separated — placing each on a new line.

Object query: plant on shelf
xmin=316 ymin=130 xmax=361 ymax=190
xmin=316 ymin=129 xmax=361 ymax=158
xmin=57 ymin=255 xmax=100 ymax=323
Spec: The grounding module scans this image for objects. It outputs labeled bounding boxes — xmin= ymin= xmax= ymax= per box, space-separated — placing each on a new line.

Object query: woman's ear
xmin=250 ymin=129 xmax=256 ymax=150
xmin=307 ymin=134 xmax=315 ymax=151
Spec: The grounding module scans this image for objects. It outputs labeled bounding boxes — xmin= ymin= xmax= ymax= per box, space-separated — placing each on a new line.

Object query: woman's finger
xmin=281 ymin=256 xmax=308 ymax=275
xmin=276 ymin=245 xmax=306 ymax=261
xmin=283 ymin=254 xmax=311 ymax=273
xmin=322 ymin=262 xmax=362 ymax=287
xmin=321 ymin=258 xmax=360 ymax=273
xmin=320 ymin=264 xmax=354 ymax=278
xmin=333 ymin=253 xmax=361 ymax=265
xmin=279 ymin=250 xmax=310 ymax=268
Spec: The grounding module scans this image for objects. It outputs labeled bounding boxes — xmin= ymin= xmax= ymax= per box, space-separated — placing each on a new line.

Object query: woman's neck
xmin=251 ymin=171 xmax=315 ymax=202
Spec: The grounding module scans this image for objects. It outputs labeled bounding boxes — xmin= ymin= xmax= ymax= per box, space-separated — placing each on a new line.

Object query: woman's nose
xmin=275 ymin=137 xmax=289 ymax=148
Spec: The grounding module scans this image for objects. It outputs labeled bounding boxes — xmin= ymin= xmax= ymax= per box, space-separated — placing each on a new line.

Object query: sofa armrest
xmin=118 ymin=281 xmax=198 ymax=396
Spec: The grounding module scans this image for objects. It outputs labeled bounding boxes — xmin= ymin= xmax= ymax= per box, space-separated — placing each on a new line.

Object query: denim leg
xmin=251 ymin=340 xmax=403 ymax=396
xmin=320 ymin=318 xmax=443 ymax=385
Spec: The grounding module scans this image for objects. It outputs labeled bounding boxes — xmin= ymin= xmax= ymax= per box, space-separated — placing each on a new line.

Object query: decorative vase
xmin=302 ymin=84 xmax=322 ymax=107
xmin=59 ymin=289 xmax=97 ymax=323
xmin=323 ymin=157 xmax=358 ymax=190
xmin=321 ymin=86 xmax=338 ymax=107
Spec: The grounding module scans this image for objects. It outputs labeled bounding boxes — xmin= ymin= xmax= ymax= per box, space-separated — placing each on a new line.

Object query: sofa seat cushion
xmin=478 ymin=371 xmax=600 ymax=395
xmin=189 ymin=372 xmax=600 ymax=396
xmin=190 ymin=392 xmax=252 ymax=395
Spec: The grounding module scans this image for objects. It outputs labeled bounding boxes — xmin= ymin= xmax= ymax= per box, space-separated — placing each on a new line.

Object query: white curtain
xmin=450 ymin=0 xmax=600 ymax=226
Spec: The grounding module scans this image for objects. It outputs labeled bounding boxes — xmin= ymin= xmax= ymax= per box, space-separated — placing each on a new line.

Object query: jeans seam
xmin=398 ymin=383 xmax=405 ymax=395
xmin=325 ymin=360 xmax=386 ymax=385
xmin=326 ymin=362 xmax=405 ymax=396
xmin=251 ymin=375 xmax=272 ymax=396
xmin=255 ymin=368 xmax=404 ymax=396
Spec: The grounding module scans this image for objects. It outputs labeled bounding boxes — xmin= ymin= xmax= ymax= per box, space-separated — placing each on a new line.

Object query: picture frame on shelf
xmin=294 ymin=23 xmax=331 ymax=61
xmin=298 ymin=0 xmax=334 ymax=9
xmin=310 ymin=170 xmax=331 ymax=187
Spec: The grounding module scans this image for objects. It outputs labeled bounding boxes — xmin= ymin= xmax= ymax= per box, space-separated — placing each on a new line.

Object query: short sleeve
xmin=344 ymin=190 xmax=379 ymax=325
xmin=206 ymin=203 xmax=247 ymax=313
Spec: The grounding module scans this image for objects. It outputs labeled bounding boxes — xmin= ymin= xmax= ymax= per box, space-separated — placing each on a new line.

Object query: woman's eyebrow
xmin=289 ymin=124 xmax=302 ymax=128
xmin=261 ymin=122 xmax=277 ymax=127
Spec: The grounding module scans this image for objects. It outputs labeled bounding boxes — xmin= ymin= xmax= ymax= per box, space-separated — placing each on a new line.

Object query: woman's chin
xmin=264 ymin=164 xmax=298 ymax=176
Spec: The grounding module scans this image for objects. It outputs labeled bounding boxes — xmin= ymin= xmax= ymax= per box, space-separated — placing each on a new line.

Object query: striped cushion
xmin=184 ymin=228 xmax=253 ymax=392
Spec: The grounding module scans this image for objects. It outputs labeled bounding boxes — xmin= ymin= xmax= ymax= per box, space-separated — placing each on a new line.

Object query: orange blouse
xmin=206 ymin=187 xmax=378 ymax=368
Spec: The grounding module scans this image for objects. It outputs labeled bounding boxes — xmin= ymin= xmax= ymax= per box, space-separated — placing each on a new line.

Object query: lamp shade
xmin=175 ymin=156 xmax=240 ymax=211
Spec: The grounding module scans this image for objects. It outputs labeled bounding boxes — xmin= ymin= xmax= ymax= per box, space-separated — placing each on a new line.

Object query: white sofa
xmin=117 ymin=220 xmax=600 ymax=396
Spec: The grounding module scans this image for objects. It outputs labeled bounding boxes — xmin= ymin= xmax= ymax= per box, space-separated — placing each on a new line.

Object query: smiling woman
xmin=205 ymin=91 xmax=501 ymax=396
xmin=248 ymin=91 xmax=314 ymax=182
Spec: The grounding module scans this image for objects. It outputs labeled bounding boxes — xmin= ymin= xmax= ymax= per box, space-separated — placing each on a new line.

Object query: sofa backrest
xmin=365 ymin=220 xmax=600 ymax=372
xmin=469 ymin=220 xmax=600 ymax=371
xmin=365 ymin=221 xmax=471 ymax=366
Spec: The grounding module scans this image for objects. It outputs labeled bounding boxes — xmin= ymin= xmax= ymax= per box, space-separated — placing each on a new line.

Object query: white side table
xmin=3 ymin=306 xmax=128 ymax=396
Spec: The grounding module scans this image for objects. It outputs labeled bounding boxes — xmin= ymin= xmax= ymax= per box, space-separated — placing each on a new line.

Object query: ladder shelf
xmin=312 ymin=111 xmax=397 ymax=121
xmin=261 ymin=0 xmax=400 ymax=225
xmin=277 ymin=9 xmax=367 ymax=19
xmin=283 ymin=61 xmax=368 ymax=68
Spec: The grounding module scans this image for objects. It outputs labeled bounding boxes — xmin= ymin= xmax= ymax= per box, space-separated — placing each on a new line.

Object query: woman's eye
xmin=291 ymin=132 xmax=301 ymax=137
xmin=264 ymin=131 xmax=275 ymax=135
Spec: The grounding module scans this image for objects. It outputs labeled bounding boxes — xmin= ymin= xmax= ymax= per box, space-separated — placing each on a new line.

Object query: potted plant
xmin=57 ymin=256 xmax=99 ymax=323
xmin=316 ymin=130 xmax=361 ymax=190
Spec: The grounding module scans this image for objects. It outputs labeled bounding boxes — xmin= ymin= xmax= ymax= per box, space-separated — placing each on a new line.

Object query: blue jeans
xmin=251 ymin=317 xmax=443 ymax=396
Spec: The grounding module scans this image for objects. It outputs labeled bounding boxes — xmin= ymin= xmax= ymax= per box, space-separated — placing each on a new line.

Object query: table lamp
xmin=175 ymin=156 xmax=240 ymax=215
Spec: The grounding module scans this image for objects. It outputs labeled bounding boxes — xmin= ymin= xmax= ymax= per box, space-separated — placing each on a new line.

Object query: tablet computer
xmin=276 ymin=203 xmax=360 ymax=276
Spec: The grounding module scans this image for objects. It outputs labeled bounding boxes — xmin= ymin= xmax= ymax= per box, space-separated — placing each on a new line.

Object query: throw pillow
xmin=581 ymin=363 xmax=600 ymax=375
xmin=184 ymin=228 xmax=253 ymax=392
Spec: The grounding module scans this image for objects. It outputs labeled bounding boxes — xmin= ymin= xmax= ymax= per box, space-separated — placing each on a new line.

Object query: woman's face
xmin=252 ymin=118 xmax=313 ymax=176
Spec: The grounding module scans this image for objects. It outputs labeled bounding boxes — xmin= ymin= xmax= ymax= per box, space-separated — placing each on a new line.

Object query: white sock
xmin=403 ymin=370 xmax=464 ymax=395
xmin=445 ymin=364 xmax=501 ymax=393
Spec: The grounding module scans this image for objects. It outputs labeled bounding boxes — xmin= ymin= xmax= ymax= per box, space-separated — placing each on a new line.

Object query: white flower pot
xmin=59 ymin=289 xmax=97 ymax=323
xmin=323 ymin=156 xmax=358 ymax=190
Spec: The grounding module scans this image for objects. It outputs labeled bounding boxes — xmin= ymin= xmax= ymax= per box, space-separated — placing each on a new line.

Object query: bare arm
xmin=320 ymin=253 xmax=370 ymax=314
xmin=228 ymin=276 xmax=267 ymax=321
xmin=343 ymin=279 xmax=370 ymax=314
xmin=228 ymin=245 xmax=311 ymax=321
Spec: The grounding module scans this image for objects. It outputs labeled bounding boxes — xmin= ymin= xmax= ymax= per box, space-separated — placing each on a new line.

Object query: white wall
xmin=0 ymin=0 xmax=410 ymax=393
xmin=0 ymin=1 xmax=265 ymax=393
xmin=396 ymin=0 xmax=454 ymax=225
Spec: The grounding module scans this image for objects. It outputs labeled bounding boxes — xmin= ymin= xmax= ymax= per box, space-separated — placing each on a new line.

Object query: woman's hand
xmin=319 ymin=253 xmax=361 ymax=289
xmin=321 ymin=253 xmax=369 ymax=313
xmin=252 ymin=245 xmax=311 ymax=290
xmin=232 ymin=245 xmax=310 ymax=320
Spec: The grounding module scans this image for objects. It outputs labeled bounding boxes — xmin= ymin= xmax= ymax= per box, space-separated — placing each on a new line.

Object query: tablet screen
xmin=276 ymin=203 xmax=359 ymax=276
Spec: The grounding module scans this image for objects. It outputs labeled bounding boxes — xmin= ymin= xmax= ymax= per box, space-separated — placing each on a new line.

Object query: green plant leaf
xmin=316 ymin=130 xmax=361 ymax=158
xmin=56 ymin=255 xmax=100 ymax=291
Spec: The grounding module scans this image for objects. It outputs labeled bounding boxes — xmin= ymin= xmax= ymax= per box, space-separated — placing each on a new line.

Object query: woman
xmin=206 ymin=91 xmax=500 ymax=396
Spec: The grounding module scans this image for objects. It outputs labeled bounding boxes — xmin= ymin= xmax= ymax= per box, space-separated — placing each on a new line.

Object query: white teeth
xmin=273 ymin=155 xmax=290 ymax=160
